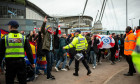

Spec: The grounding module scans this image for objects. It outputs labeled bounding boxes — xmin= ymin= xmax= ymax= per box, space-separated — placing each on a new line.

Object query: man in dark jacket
xmin=41 ymin=16 xmax=56 ymax=80
xmin=120 ymin=34 xmax=124 ymax=57
xmin=55 ymin=34 xmax=68 ymax=71
xmin=110 ymin=33 xmax=118 ymax=65
xmin=89 ymin=35 xmax=100 ymax=68
xmin=54 ymin=28 xmax=59 ymax=63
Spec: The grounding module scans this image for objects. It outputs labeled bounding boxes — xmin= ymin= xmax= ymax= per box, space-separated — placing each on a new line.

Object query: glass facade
xmin=0 ymin=5 xmax=25 ymax=18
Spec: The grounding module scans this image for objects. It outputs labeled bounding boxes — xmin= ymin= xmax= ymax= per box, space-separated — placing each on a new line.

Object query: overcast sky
xmin=29 ymin=0 xmax=140 ymax=30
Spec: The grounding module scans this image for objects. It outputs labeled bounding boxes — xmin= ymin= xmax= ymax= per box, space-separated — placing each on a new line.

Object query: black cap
xmin=75 ymin=29 xmax=81 ymax=33
xmin=6 ymin=20 xmax=19 ymax=28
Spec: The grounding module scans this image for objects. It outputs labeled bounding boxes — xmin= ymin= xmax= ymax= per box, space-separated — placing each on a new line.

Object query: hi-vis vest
xmin=5 ymin=33 xmax=25 ymax=58
xmin=64 ymin=34 xmax=88 ymax=51
xmin=124 ymin=33 xmax=136 ymax=55
xmin=132 ymin=37 xmax=140 ymax=73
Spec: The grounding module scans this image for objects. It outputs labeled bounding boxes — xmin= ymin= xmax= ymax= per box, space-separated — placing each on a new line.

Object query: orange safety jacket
xmin=124 ymin=30 xmax=136 ymax=55
xmin=136 ymin=29 xmax=140 ymax=39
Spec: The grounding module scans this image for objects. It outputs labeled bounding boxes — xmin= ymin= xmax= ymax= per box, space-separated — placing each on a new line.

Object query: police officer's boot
xmin=73 ymin=72 xmax=79 ymax=76
xmin=87 ymin=69 xmax=92 ymax=75
xmin=73 ymin=69 xmax=79 ymax=76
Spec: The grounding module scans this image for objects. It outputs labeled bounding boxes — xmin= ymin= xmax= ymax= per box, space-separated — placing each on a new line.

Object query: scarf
xmin=47 ymin=29 xmax=56 ymax=35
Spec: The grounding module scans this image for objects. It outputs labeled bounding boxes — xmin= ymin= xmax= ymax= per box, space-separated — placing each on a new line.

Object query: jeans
xmin=56 ymin=53 xmax=67 ymax=69
xmin=54 ymin=49 xmax=59 ymax=63
xmin=90 ymin=51 xmax=97 ymax=67
xmin=87 ymin=52 xmax=91 ymax=63
xmin=46 ymin=50 xmax=54 ymax=78
xmin=69 ymin=58 xmax=74 ymax=66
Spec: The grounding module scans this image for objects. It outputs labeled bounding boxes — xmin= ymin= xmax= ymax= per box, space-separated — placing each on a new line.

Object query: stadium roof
xmin=26 ymin=0 xmax=52 ymax=18
xmin=54 ymin=15 xmax=93 ymax=21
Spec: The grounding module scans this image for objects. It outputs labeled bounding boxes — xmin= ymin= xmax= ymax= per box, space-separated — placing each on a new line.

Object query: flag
xmin=37 ymin=56 xmax=47 ymax=70
xmin=25 ymin=41 xmax=37 ymax=64
xmin=71 ymin=33 xmax=74 ymax=37
xmin=115 ymin=50 xmax=119 ymax=58
xmin=58 ymin=25 xmax=61 ymax=34
xmin=0 ymin=29 xmax=9 ymax=40
xmin=97 ymin=35 xmax=115 ymax=49
xmin=67 ymin=53 xmax=70 ymax=57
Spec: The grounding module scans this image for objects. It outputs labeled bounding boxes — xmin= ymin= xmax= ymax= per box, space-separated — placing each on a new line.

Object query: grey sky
xmin=29 ymin=0 xmax=140 ymax=30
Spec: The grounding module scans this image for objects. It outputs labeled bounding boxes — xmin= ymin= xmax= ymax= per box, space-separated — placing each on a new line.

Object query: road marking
xmin=103 ymin=67 xmax=128 ymax=84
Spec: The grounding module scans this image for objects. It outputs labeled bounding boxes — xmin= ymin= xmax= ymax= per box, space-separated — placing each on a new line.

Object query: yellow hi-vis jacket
xmin=5 ymin=33 xmax=25 ymax=58
xmin=132 ymin=37 xmax=140 ymax=73
xmin=64 ymin=34 xmax=88 ymax=51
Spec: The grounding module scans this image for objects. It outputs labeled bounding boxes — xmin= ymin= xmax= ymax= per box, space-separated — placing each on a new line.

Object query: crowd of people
xmin=0 ymin=16 xmax=140 ymax=84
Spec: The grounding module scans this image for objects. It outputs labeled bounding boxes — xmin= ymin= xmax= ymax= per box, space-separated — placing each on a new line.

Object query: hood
xmin=126 ymin=30 xmax=133 ymax=36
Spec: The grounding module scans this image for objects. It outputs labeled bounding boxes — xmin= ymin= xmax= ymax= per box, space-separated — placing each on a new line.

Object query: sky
xmin=29 ymin=0 xmax=140 ymax=30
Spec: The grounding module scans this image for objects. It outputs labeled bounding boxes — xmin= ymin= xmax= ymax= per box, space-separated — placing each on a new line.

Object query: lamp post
xmin=126 ymin=0 xmax=128 ymax=27
xmin=129 ymin=18 xmax=135 ymax=28
xmin=79 ymin=13 xmax=82 ymax=28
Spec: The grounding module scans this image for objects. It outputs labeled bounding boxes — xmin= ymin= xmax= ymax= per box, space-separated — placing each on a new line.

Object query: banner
xmin=97 ymin=35 xmax=115 ymax=49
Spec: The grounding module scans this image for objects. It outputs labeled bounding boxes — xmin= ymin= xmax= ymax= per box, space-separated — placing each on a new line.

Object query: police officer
xmin=63 ymin=30 xmax=91 ymax=76
xmin=0 ymin=20 xmax=35 ymax=84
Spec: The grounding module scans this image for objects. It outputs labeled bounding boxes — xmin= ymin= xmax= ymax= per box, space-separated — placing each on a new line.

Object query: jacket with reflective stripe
xmin=124 ymin=32 xmax=136 ymax=55
xmin=64 ymin=34 xmax=88 ymax=51
xmin=132 ymin=37 xmax=140 ymax=73
xmin=5 ymin=33 xmax=25 ymax=58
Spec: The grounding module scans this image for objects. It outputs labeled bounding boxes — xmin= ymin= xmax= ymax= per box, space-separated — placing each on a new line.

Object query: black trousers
xmin=98 ymin=49 xmax=105 ymax=62
xmin=5 ymin=59 xmax=26 ymax=84
xmin=110 ymin=49 xmax=115 ymax=62
xmin=125 ymin=55 xmax=136 ymax=74
xmin=75 ymin=51 xmax=90 ymax=73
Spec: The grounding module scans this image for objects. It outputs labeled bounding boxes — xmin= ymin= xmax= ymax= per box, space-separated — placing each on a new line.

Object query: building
xmin=55 ymin=15 xmax=93 ymax=34
xmin=0 ymin=0 xmax=57 ymax=34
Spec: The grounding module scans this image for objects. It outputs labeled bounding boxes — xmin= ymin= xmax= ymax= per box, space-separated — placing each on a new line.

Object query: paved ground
xmin=0 ymin=59 xmax=128 ymax=84
xmin=105 ymin=68 xmax=140 ymax=84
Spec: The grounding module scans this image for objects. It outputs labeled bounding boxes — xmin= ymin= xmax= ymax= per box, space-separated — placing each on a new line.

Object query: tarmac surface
xmin=105 ymin=68 xmax=140 ymax=84
xmin=0 ymin=59 xmax=130 ymax=84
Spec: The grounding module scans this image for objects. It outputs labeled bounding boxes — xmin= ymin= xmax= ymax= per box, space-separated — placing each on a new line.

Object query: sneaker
xmin=93 ymin=66 xmax=96 ymax=69
xmin=47 ymin=76 xmax=55 ymax=80
xmin=36 ymin=72 xmax=42 ymax=75
xmin=66 ymin=65 xmax=70 ymax=70
xmin=35 ymin=74 xmax=38 ymax=78
xmin=111 ymin=62 xmax=116 ymax=65
xmin=61 ymin=68 xmax=67 ymax=71
xmin=55 ymin=67 xmax=59 ymax=72
xmin=51 ymin=75 xmax=55 ymax=78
